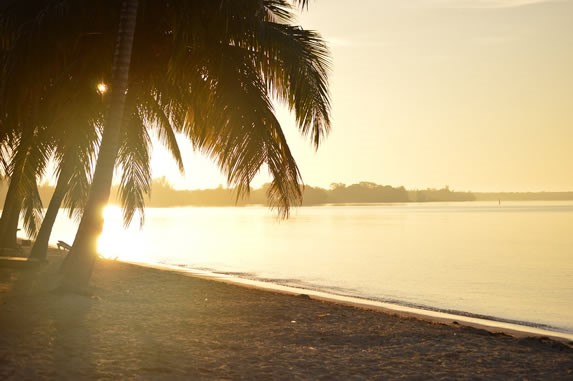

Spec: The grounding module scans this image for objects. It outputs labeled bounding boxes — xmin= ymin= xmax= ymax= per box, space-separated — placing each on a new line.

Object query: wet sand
xmin=1 ymin=251 xmax=572 ymax=379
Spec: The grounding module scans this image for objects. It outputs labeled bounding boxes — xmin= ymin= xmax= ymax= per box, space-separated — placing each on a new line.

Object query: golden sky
xmin=152 ymin=0 xmax=573 ymax=192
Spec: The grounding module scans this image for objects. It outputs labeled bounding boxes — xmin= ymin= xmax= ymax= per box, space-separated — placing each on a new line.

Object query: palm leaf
xmin=254 ymin=22 xmax=331 ymax=147
xmin=117 ymin=101 xmax=152 ymax=227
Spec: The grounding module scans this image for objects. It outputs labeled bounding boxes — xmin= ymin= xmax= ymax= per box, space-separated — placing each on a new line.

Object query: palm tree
xmin=59 ymin=0 xmax=140 ymax=290
xmin=63 ymin=0 xmax=330 ymax=292
xmin=0 ymin=0 xmax=103 ymax=249
xmin=27 ymin=94 xmax=101 ymax=261
xmin=2 ymin=1 xmax=175 ymax=261
xmin=0 ymin=115 xmax=52 ymax=250
xmin=3 ymin=0 xmax=330 ymax=292
xmin=126 ymin=0 xmax=330 ymax=212
xmin=2 ymin=0 xmax=185 ymax=261
xmin=0 ymin=0 xmax=111 ymax=252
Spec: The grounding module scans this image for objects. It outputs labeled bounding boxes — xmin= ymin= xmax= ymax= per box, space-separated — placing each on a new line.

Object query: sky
xmin=150 ymin=0 xmax=573 ymax=192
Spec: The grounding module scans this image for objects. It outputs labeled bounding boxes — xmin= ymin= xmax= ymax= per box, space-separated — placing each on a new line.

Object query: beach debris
xmin=291 ymin=320 xmax=297 ymax=324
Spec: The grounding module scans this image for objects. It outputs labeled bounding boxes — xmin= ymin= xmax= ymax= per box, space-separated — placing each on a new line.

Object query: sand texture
xmin=1 ymin=252 xmax=572 ymax=380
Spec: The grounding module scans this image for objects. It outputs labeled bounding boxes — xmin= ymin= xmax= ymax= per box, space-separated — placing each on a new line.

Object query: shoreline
xmin=1 ymin=251 xmax=572 ymax=378
xmin=127 ymin=260 xmax=573 ymax=343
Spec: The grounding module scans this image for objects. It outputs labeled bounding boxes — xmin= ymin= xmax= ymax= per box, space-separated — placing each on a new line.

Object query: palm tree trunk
xmin=0 ymin=128 xmax=38 ymax=249
xmin=28 ymin=166 xmax=72 ymax=261
xmin=0 ymin=161 xmax=24 ymax=249
xmin=59 ymin=0 xmax=139 ymax=292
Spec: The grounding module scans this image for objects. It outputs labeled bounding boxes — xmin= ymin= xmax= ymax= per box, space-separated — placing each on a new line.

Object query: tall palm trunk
xmin=59 ymin=0 xmax=139 ymax=291
xmin=0 ymin=151 xmax=26 ymax=249
xmin=0 ymin=126 xmax=40 ymax=249
xmin=0 ymin=187 xmax=22 ymax=248
xmin=28 ymin=165 xmax=72 ymax=261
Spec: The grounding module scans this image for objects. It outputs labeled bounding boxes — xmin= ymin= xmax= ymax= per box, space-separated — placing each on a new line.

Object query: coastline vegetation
xmin=6 ymin=180 xmax=570 ymax=208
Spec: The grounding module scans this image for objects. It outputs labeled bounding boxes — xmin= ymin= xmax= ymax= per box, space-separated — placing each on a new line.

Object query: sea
xmin=42 ymin=201 xmax=573 ymax=339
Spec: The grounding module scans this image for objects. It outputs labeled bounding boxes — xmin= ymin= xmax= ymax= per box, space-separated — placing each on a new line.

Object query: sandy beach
xmin=1 ymin=250 xmax=572 ymax=380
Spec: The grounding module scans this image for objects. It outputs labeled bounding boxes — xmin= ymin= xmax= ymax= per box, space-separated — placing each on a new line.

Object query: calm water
xmin=45 ymin=202 xmax=573 ymax=335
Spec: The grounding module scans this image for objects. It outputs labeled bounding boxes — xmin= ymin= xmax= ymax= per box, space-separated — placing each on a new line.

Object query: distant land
xmin=2 ymin=179 xmax=568 ymax=209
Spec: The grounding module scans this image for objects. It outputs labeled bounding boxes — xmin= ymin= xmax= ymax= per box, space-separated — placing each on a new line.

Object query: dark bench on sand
xmin=57 ymin=241 xmax=72 ymax=251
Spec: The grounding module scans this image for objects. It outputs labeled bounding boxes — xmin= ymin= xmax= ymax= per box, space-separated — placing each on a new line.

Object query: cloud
xmin=424 ymin=0 xmax=566 ymax=8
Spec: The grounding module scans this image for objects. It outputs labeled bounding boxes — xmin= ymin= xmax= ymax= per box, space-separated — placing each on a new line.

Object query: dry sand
xmin=1 ymin=250 xmax=572 ymax=380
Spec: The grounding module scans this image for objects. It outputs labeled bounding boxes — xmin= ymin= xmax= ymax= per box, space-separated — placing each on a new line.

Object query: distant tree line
xmin=123 ymin=180 xmax=481 ymax=206
xmin=0 ymin=180 xmax=464 ymax=207
xmin=5 ymin=180 xmax=571 ymax=209
xmin=408 ymin=186 xmax=476 ymax=202
xmin=473 ymin=192 xmax=573 ymax=201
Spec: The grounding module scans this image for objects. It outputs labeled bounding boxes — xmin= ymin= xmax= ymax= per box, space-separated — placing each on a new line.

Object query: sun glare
xmin=96 ymin=82 xmax=108 ymax=94
xmin=97 ymin=205 xmax=148 ymax=262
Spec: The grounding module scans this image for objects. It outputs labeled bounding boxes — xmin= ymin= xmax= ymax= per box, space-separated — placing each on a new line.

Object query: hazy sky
xmin=151 ymin=0 xmax=573 ymax=192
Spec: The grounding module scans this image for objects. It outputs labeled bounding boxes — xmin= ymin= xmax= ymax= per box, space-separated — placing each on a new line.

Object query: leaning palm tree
xmin=4 ymin=0 xmax=330 ymax=291
xmin=0 ymin=50 xmax=52 ymax=248
xmin=59 ymin=0 xmax=140 ymax=289
xmin=27 ymin=93 xmax=101 ymax=261
xmin=1 ymin=0 xmax=171 ymax=260
xmin=0 ymin=121 xmax=52 ymax=249
xmin=62 ymin=0 xmax=330 ymax=292
xmin=2 ymin=0 xmax=185 ymax=261
xmin=0 ymin=0 xmax=104 ymax=249
xmin=29 ymin=84 xmax=186 ymax=261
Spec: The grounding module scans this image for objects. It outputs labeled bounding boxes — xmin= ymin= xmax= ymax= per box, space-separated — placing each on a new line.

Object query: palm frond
xmin=184 ymin=43 xmax=303 ymax=217
xmin=14 ymin=127 xmax=54 ymax=237
xmin=139 ymin=91 xmax=185 ymax=173
xmin=59 ymin=119 xmax=100 ymax=222
xmin=117 ymin=103 xmax=152 ymax=227
xmin=21 ymin=181 xmax=43 ymax=238
xmin=254 ymin=22 xmax=331 ymax=147
xmin=290 ymin=0 xmax=310 ymax=9
xmin=263 ymin=0 xmax=294 ymax=23
xmin=2 ymin=0 xmax=330 ymax=222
